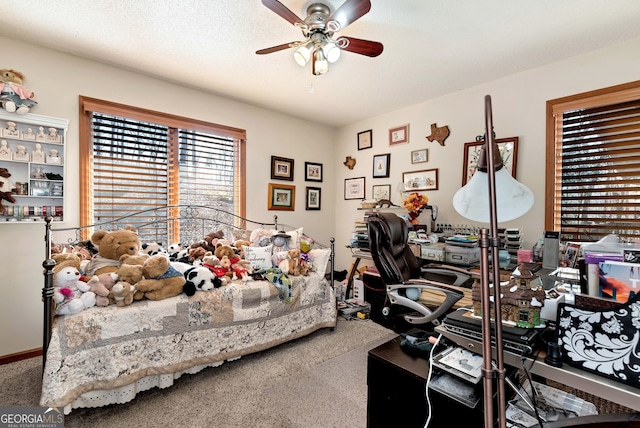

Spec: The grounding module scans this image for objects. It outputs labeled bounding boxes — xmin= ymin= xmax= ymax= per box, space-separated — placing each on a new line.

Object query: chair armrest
xmin=420 ymin=264 xmax=477 ymax=287
xmin=387 ymin=279 xmax=465 ymax=325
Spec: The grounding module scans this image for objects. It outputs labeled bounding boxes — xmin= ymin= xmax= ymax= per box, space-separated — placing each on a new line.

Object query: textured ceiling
xmin=2 ymin=1 xmax=640 ymax=127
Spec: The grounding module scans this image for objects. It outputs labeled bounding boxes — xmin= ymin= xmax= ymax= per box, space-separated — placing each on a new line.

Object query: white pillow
xmin=309 ymin=248 xmax=331 ymax=275
xmin=243 ymin=245 xmax=273 ymax=270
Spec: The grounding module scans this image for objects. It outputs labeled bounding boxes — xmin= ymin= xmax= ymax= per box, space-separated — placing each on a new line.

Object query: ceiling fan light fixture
xmin=323 ymin=41 xmax=341 ymax=63
xmin=293 ymin=43 xmax=312 ymax=66
xmin=312 ymin=48 xmax=329 ymax=75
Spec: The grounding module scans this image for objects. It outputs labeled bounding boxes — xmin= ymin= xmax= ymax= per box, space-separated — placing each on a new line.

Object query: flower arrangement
xmin=403 ymin=192 xmax=429 ymax=224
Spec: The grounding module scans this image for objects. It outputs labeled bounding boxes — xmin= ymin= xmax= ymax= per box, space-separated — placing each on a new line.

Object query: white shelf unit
xmin=0 ymin=110 xmax=69 ymax=223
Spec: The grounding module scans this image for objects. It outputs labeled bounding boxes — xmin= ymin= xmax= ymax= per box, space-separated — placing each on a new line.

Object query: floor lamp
xmin=452 ymin=95 xmax=534 ymax=428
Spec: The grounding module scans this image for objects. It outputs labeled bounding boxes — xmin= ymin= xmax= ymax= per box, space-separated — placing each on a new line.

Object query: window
xmin=79 ymin=97 xmax=246 ymax=244
xmin=545 ymin=81 xmax=640 ymax=242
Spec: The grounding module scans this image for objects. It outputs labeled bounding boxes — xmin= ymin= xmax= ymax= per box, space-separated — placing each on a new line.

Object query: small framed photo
xmin=270 ymin=156 xmax=294 ymax=181
xmin=389 ymin=124 xmax=409 ymax=146
xmin=268 ymin=183 xmax=295 ymax=211
xmin=462 ymin=137 xmax=518 ymax=185
xmin=402 ymin=168 xmax=438 ymax=191
xmin=304 ymin=161 xmax=323 ymax=182
xmin=372 ymin=184 xmax=391 ymax=201
xmin=411 ymin=149 xmax=428 ymax=164
xmin=372 ymin=153 xmax=390 ymax=178
xmin=305 ymin=187 xmax=321 ymax=210
xmin=344 ymin=177 xmax=366 ymax=200
xmin=358 ymin=129 xmax=373 ymax=150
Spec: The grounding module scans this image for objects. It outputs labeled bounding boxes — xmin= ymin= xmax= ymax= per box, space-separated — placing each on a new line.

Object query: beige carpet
xmin=0 ymin=318 xmax=396 ymax=428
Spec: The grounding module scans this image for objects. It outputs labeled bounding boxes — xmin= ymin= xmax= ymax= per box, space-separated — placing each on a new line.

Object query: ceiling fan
xmin=256 ymin=0 xmax=384 ymax=75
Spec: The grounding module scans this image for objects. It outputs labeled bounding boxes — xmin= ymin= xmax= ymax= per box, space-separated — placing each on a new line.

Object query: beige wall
xmin=0 ymin=36 xmax=336 ymax=356
xmin=332 ymin=36 xmax=640 ymax=273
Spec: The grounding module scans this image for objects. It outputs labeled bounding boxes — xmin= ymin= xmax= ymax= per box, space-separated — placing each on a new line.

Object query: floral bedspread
xmin=41 ymin=273 xmax=336 ymax=408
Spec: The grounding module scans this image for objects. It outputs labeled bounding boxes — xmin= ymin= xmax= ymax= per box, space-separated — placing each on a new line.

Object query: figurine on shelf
xmin=3 ymin=121 xmax=20 ymax=139
xmin=31 ymin=165 xmax=45 ymax=179
xmin=13 ymin=144 xmax=28 ymax=162
xmin=23 ymin=127 xmax=35 ymax=140
xmin=0 ymin=69 xmax=37 ymax=114
xmin=36 ymin=126 xmax=46 ymax=142
xmin=46 ymin=127 xmax=61 ymax=143
xmin=47 ymin=148 xmax=61 ymax=164
xmin=31 ymin=143 xmax=45 ymax=163
xmin=0 ymin=139 xmax=11 ymax=160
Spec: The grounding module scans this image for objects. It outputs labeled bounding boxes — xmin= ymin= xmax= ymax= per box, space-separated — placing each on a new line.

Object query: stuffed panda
xmin=140 ymin=242 xmax=167 ymax=257
xmin=182 ymin=266 xmax=222 ymax=296
xmin=167 ymin=243 xmax=186 ymax=261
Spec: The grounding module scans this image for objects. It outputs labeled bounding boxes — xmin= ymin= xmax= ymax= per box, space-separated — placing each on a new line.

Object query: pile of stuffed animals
xmin=51 ymin=225 xmax=315 ymax=316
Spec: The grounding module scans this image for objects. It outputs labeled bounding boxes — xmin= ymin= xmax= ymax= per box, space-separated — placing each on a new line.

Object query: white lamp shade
xmin=323 ymin=42 xmax=341 ymax=63
xmin=312 ymin=49 xmax=329 ymax=75
xmin=453 ymin=167 xmax=534 ymax=223
xmin=293 ymin=44 xmax=312 ymax=66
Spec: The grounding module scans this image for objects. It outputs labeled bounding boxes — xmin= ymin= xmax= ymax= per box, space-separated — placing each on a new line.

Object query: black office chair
xmin=366 ymin=212 xmax=472 ymax=326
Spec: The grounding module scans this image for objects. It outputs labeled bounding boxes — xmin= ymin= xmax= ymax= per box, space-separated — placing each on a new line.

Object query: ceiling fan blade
xmin=261 ymin=0 xmax=306 ymax=28
xmin=327 ymin=0 xmax=371 ymax=32
xmin=336 ymin=36 xmax=383 ymax=57
xmin=256 ymin=42 xmax=301 ymax=55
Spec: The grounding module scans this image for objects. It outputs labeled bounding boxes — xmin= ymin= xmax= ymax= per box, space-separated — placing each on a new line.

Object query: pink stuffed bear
xmin=86 ymin=272 xmax=118 ymax=307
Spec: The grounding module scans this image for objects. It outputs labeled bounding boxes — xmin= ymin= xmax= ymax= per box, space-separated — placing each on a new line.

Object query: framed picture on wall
xmin=358 ymin=129 xmax=373 ymax=150
xmin=411 ymin=149 xmax=428 ymax=164
xmin=372 ymin=153 xmax=390 ymax=178
xmin=372 ymin=184 xmax=391 ymax=201
xmin=462 ymin=137 xmax=518 ymax=185
xmin=305 ymin=161 xmax=323 ymax=182
xmin=270 ymin=156 xmax=294 ymax=181
xmin=344 ymin=177 xmax=366 ymax=200
xmin=268 ymin=183 xmax=295 ymax=210
xmin=389 ymin=124 xmax=409 ymax=145
xmin=402 ymin=168 xmax=438 ymax=191
xmin=306 ymin=187 xmax=321 ymax=210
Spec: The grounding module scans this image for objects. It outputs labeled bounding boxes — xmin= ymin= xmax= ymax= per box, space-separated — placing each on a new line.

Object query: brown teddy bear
xmin=109 ymin=281 xmax=135 ymax=307
xmin=84 ymin=226 xmax=141 ymax=276
xmin=135 ymin=254 xmax=186 ymax=300
xmin=0 ymin=167 xmax=16 ymax=213
xmin=233 ymin=240 xmax=251 ymax=259
xmin=119 ymin=253 xmax=149 ymax=266
xmin=51 ymin=253 xmax=82 ymax=274
xmin=116 ymin=263 xmax=145 ymax=300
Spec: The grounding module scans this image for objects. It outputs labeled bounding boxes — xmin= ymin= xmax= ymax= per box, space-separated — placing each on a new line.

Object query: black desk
xmin=367 ymin=336 xmax=484 ymax=427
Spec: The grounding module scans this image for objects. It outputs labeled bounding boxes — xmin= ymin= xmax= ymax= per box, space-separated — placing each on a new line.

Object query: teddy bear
xmin=182 ymin=265 xmax=222 ymax=296
xmin=84 ymin=226 xmax=141 ymax=276
xmin=109 ymin=281 xmax=135 ymax=307
xmin=0 ymin=69 xmax=37 ymax=114
xmin=0 ymin=167 xmax=16 ymax=212
xmin=274 ymin=248 xmax=300 ymax=275
xmin=134 ymin=254 xmax=186 ymax=300
xmin=203 ymin=230 xmax=226 ymax=252
xmin=233 ymin=240 xmax=251 ymax=259
xmin=85 ymin=272 xmax=117 ymax=307
xmin=116 ymin=262 xmax=145 ymax=300
xmin=119 ymin=253 xmax=149 ymax=266
xmin=51 ymin=253 xmax=82 ymax=274
xmin=53 ymin=266 xmax=96 ymax=316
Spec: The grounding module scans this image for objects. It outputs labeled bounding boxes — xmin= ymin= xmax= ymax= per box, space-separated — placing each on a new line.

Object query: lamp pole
xmin=480 ymin=95 xmax=507 ymax=428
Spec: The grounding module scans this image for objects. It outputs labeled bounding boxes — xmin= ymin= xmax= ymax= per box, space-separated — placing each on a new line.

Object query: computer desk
xmin=435 ymin=325 xmax=640 ymax=412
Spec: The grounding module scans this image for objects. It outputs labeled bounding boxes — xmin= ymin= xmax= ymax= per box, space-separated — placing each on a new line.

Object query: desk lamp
xmin=452 ymin=95 xmax=534 ymax=428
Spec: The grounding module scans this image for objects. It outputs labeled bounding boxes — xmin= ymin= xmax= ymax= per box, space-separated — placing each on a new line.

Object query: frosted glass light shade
xmin=293 ymin=44 xmax=312 ymax=66
xmin=323 ymin=42 xmax=341 ymax=63
xmin=452 ymin=167 xmax=534 ymax=223
xmin=312 ymin=49 xmax=329 ymax=75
